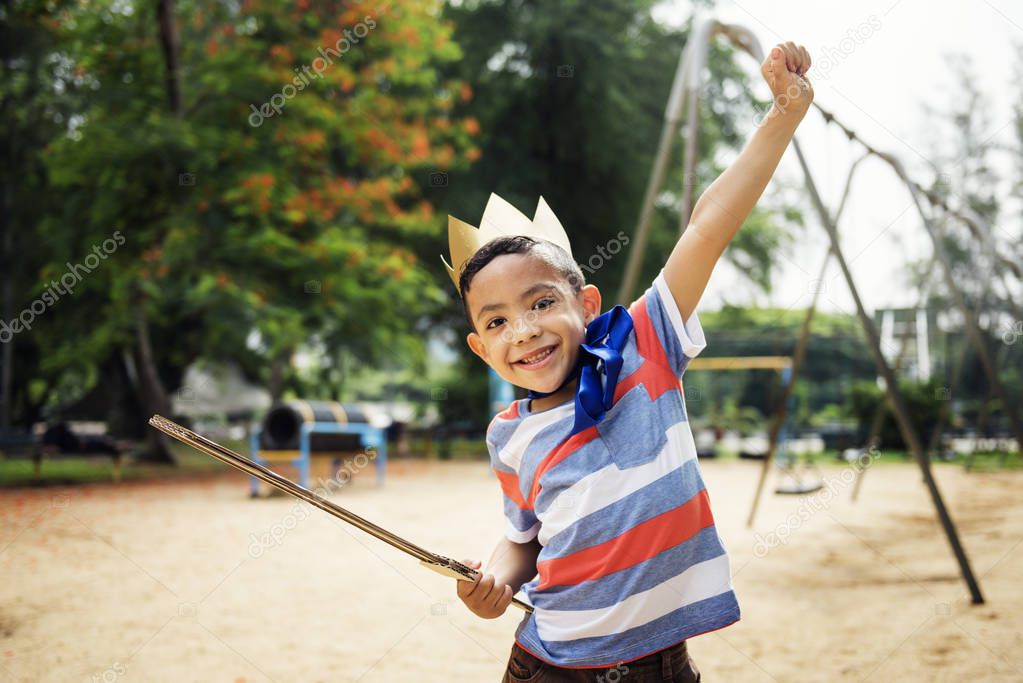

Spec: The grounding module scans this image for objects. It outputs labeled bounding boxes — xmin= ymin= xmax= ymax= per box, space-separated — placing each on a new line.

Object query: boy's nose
xmin=509 ymin=314 xmax=541 ymax=343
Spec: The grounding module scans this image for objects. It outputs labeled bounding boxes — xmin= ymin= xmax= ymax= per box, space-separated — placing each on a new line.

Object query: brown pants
xmin=502 ymin=640 xmax=701 ymax=682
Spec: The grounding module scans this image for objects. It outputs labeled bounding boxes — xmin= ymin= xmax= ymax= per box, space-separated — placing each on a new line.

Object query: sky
xmin=653 ymin=0 xmax=1022 ymax=315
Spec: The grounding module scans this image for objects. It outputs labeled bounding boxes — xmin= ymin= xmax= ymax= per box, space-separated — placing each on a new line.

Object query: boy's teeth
xmin=520 ymin=347 xmax=553 ymax=364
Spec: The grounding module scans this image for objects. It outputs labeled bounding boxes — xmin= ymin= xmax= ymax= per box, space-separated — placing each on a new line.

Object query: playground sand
xmin=1 ymin=458 xmax=1021 ymax=681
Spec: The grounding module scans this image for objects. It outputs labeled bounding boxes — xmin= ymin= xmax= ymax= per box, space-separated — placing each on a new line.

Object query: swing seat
xmin=774 ymin=480 xmax=824 ymax=495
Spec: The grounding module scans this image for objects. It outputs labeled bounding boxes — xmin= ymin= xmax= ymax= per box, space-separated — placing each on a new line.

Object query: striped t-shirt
xmin=485 ymin=270 xmax=740 ymax=668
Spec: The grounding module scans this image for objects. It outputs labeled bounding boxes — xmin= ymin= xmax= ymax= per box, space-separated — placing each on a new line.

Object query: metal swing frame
xmin=615 ymin=16 xmax=1020 ymax=604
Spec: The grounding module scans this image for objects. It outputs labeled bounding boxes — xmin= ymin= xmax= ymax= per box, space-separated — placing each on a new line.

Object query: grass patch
xmin=959 ymin=450 xmax=1023 ymax=471
xmin=0 ymin=438 xmax=245 ymax=488
xmin=702 ymin=448 xmax=1021 ymax=470
xmin=0 ymin=459 xmax=129 ymax=487
xmin=432 ymin=438 xmax=488 ymax=461
xmin=854 ymin=450 xmax=1021 ymax=469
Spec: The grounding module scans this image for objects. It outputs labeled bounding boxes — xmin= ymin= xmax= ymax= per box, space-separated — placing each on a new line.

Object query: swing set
xmin=687 ymin=355 xmax=823 ymax=496
xmin=618 ymin=15 xmax=1023 ymax=606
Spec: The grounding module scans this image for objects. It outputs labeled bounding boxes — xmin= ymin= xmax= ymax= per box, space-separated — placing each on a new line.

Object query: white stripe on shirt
xmin=506 ymin=519 xmax=541 ymax=543
xmin=497 ymin=400 xmax=574 ymax=472
xmin=537 ymin=420 xmax=698 ymax=545
xmin=534 ymin=553 xmax=734 ymax=642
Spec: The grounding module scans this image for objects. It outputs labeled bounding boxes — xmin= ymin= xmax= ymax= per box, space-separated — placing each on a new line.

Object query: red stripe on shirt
xmin=496 ymin=400 xmax=520 ymax=421
xmin=615 ymin=295 xmax=680 ymax=403
xmin=628 ymin=294 xmax=670 ymax=367
xmin=536 ymin=488 xmax=715 ymax=590
xmin=495 ymin=469 xmax=529 ymax=510
xmin=526 ymin=426 xmax=600 ymax=509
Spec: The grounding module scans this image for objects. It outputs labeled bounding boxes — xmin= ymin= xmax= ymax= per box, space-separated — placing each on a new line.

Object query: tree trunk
xmin=156 ymin=0 xmax=183 ymax=117
xmin=134 ymin=301 xmax=176 ymax=463
xmin=0 ymin=177 xmax=12 ymax=430
xmin=269 ymin=352 xmax=289 ymax=404
xmin=138 ymin=0 xmax=182 ymax=462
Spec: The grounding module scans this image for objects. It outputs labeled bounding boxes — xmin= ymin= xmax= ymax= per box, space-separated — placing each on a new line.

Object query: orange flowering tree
xmin=32 ymin=0 xmax=479 ymax=446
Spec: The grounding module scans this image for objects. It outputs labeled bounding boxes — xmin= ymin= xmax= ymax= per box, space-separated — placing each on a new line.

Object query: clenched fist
xmin=760 ymin=41 xmax=813 ymax=120
xmin=455 ymin=558 xmax=515 ymax=619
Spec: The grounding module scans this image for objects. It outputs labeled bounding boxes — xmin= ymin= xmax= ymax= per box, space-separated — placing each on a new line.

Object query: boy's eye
xmin=485 ymin=298 xmax=553 ymax=330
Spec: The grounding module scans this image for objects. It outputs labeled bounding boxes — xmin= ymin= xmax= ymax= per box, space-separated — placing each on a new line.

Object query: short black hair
xmin=459 ymin=236 xmax=585 ymax=331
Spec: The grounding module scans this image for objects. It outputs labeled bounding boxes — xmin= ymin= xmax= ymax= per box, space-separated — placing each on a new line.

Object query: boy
xmin=449 ymin=42 xmax=813 ymax=681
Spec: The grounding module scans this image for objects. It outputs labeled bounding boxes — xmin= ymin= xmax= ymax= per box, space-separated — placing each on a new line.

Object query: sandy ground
xmin=1 ymin=456 xmax=1021 ymax=682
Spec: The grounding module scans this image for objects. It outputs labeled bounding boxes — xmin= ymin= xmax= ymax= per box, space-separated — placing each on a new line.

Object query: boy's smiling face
xmin=465 ymin=252 xmax=601 ymax=397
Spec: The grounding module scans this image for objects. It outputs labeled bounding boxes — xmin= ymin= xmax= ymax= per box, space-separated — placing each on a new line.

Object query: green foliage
xmin=683 ymin=307 xmax=876 ymax=427
xmin=434 ymin=354 xmax=490 ymax=428
xmin=425 ymin=0 xmax=806 ymax=427
xmin=807 ymin=403 xmax=848 ymax=427
xmin=847 ymin=378 xmax=946 ymax=451
xmin=436 ymin=0 xmax=799 ymax=302
xmin=701 ymin=397 xmax=762 ymax=437
xmin=5 ymin=0 xmax=932 ymax=449
xmin=0 ymin=0 xmax=94 ymax=426
xmin=14 ymin=0 xmax=480 ymax=430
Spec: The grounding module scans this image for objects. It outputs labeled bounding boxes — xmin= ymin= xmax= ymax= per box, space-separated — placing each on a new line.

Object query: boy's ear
xmin=466 ymin=331 xmax=489 ymax=363
xmin=580 ymin=284 xmax=602 ymax=323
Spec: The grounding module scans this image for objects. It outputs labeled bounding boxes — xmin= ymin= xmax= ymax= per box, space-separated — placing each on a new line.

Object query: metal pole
xmin=678 ymin=49 xmax=704 ymax=235
xmin=746 ymin=257 xmax=822 ymax=527
xmin=617 ymin=38 xmax=691 ymax=305
xmin=790 ymin=142 xmax=985 ymax=604
xmin=852 ymin=268 xmax=941 ymax=502
xmin=747 ymin=152 xmax=866 ymax=526
xmin=618 ymin=18 xmax=718 ymax=304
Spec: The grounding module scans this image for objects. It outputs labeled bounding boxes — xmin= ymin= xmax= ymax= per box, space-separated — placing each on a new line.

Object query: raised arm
xmin=663 ymin=42 xmax=813 ymax=320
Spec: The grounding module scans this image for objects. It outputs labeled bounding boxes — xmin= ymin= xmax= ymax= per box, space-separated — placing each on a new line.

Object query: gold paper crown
xmin=441 ymin=193 xmax=573 ymax=295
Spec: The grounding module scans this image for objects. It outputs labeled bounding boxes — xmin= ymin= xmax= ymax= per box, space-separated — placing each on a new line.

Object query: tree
xmin=22 ymin=0 xmax=478 ymax=458
xmin=427 ymin=0 xmax=803 ymax=426
xmin=0 ymin=0 xmax=89 ymax=430
xmin=910 ymin=53 xmax=1022 ymax=430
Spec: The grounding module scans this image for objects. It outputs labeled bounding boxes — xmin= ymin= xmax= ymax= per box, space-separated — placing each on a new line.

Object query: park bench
xmin=0 ymin=423 xmax=126 ymax=482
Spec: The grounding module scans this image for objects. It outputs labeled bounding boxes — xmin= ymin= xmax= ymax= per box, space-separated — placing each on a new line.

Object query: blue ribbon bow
xmin=527 ymin=305 xmax=634 ymax=435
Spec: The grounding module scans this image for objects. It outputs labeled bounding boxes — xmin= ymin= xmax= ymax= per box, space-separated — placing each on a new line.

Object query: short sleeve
xmin=486 ymin=422 xmax=541 ymax=544
xmin=626 ymin=269 xmax=707 ymax=378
